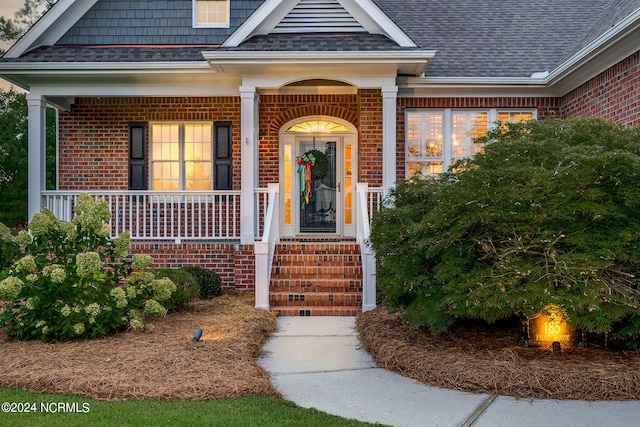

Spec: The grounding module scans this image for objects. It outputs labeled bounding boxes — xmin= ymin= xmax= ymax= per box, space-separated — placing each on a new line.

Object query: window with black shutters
xmin=130 ymin=121 xmax=233 ymax=191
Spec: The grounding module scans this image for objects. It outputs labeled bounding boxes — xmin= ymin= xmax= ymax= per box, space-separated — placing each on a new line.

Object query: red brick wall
xmin=259 ymin=93 xmax=361 ymax=186
xmin=358 ymin=89 xmax=383 ymax=186
xmin=395 ymin=97 xmax=561 ymax=181
xmin=560 ymin=51 xmax=640 ymax=127
xmin=58 ymin=97 xmax=242 ymax=190
xmin=131 ymin=242 xmax=255 ymax=289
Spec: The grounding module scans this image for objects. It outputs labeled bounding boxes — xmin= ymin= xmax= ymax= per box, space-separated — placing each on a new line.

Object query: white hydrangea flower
xmin=76 ymin=252 xmax=102 ymax=279
xmin=132 ymin=254 xmax=154 ymax=270
xmin=0 ymin=276 xmax=24 ymax=300
xmin=143 ymin=299 xmax=167 ymax=318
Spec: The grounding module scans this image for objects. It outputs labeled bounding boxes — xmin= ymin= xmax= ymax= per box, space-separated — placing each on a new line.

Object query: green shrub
xmin=181 ymin=266 xmax=222 ymax=299
xmin=371 ymin=118 xmax=640 ymax=341
xmin=153 ymin=268 xmax=200 ymax=311
xmin=0 ymin=194 xmax=177 ymax=341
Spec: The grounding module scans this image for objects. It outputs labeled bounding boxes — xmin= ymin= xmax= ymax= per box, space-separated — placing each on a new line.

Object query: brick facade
xmin=58 ymin=97 xmax=242 ymax=190
xmin=55 ymin=67 xmax=637 ymax=288
xmin=131 ymin=242 xmax=254 ymax=289
xmin=560 ymin=51 xmax=640 ymax=127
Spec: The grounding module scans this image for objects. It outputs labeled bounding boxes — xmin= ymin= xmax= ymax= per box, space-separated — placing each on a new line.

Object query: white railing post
xmin=255 ymin=183 xmax=280 ymax=311
xmin=356 ymin=183 xmax=377 ymax=312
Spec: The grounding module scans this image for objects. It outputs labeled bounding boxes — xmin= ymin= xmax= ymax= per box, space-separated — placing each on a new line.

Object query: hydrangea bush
xmin=0 ymin=194 xmax=176 ymax=341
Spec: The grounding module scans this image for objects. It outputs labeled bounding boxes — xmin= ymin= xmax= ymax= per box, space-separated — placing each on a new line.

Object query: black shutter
xmin=214 ymin=122 xmax=232 ymax=190
xmin=128 ymin=122 xmax=147 ymax=190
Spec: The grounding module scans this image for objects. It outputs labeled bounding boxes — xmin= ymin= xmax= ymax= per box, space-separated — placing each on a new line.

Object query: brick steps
xmin=269 ymin=241 xmax=363 ymax=316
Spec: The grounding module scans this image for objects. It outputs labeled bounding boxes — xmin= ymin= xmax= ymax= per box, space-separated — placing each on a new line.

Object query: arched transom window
xmin=286 ymin=120 xmax=350 ymax=133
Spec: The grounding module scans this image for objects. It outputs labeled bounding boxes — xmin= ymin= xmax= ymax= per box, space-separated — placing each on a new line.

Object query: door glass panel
xmin=283 ymin=144 xmax=292 ymax=225
xmin=298 ymin=140 xmax=336 ymax=233
xmin=344 ymin=143 xmax=352 ymax=225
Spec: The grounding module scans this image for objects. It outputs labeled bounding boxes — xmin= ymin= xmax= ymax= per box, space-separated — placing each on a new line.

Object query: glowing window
xmin=194 ymin=0 xmax=229 ymax=28
xmin=287 ymin=120 xmax=350 ymax=133
xmin=406 ymin=109 xmax=535 ymax=178
xmin=151 ymin=123 xmax=213 ymax=191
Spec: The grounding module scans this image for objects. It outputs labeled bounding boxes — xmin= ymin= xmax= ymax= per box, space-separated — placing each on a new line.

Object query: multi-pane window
xmin=406 ymin=109 xmax=535 ymax=178
xmin=151 ymin=123 xmax=213 ymax=191
xmin=406 ymin=111 xmax=444 ymax=176
xmin=452 ymin=111 xmax=488 ymax=160
xmin=193 ymin=0 xmax=230 ymax=28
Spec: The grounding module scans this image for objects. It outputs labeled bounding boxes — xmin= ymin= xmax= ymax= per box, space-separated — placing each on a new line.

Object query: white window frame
xmin=150 ymin=122 xmax=214 ymax=191
xmin=193 ymin=0 xmax=230 ymax=28
xmin=405 ymin=108 xmax=537 ymax=177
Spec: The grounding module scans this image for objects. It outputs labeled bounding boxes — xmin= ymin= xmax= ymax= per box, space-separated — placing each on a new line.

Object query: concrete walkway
xmin=259 ymin=317 xmax=640 ymax=427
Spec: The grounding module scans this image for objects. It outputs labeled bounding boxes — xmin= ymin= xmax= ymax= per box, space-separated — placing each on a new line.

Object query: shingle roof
xmin=372 ymin=0 xmax=635 ymax=77
xmin=571 ymin=0 xmax=640 ymax=56
xmin=222 ymin=33 xmax=415 ymax=52
xmin=1 ymin=46 xmax=211 ymax=62
xmin=3 ymin=0 xmax=639 ymax=79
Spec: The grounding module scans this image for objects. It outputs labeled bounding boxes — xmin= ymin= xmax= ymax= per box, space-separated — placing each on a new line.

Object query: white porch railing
xmin=41 ymin=190 xmax=241 ymax=243
xmin=356 ymin=183 xmax=381 ymax=312
xmin=254 ymin=187 xmax=269 ymax=240
xmin=254 ymin=183 xmax=280 ymax=311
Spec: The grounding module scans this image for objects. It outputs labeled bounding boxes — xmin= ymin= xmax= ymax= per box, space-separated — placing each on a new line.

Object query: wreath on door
xmin=305 ymin=149 xmax=328 ymax=180
xmin=297 ymin=149 xmax=329 ymax=206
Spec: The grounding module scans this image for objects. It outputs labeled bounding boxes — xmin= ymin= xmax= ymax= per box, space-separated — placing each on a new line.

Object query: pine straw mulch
xmin=357 ymin=306 xmax=640 ymax=401
xmin=0 ymin=291 xmax=280 ymax=401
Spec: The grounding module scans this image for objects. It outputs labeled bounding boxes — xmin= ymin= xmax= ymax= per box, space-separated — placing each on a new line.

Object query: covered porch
xmin=20 ymin=50 xmax=427 ymax=314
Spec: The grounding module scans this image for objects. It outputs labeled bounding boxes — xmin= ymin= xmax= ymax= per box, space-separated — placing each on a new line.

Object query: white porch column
xmin=27 ymin=94 xmax=47 ymax=221
xmin=240 ymin=86 xmax=258 ymax=244
xmin=382 ymin=85 xmax=398 ymax=196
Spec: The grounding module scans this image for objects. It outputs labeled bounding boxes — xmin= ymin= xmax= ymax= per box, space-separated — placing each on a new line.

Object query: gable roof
xmin=0 ymin=0 xmax=639 ymax=91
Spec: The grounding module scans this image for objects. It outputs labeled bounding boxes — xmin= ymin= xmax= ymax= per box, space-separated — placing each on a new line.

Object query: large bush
xmin=0 ymin=194 xmax=176 ymax=341
xmin=371 ymin=118 xmax=640 ymax=340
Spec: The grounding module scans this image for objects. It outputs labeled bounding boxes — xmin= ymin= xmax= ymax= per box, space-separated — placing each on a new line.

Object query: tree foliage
xmin=0 ymin=88 xmax=56 ymax=226
xmin=0 ymin=0 xmax=56 ymax=53
xmin=371 ymin=118 xmax=640 ymax=341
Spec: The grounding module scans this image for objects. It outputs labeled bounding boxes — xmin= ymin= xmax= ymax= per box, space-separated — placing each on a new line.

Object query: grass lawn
xmin=0 ymin=388 xmax=385 ymax=427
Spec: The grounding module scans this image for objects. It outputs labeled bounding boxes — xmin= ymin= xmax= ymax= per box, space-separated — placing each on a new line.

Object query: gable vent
xmin=273 ymin=0 xmax=365 ymax=33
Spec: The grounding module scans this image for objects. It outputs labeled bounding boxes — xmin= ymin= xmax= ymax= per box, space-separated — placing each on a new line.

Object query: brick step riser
xmin=275 ymin=246 xmax=361 ymax=255
xmin=270 ymin=283 xmax=362 ymax=290
xmin=270 ymin=293 xmax=362 ymax=303
xmin=272 ymin=307 xmax=362 ymax=317
xmin=274 ymin=255 xmax=361 ymax=265
xmin=271 ymin=263 xmax=362 ymax=279
xmin=271 ymin=302 xmax=362 ymax=309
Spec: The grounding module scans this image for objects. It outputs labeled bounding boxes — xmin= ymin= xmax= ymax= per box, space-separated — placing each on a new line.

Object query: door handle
xmin=337 ymin=182 xmax=341 ymax=192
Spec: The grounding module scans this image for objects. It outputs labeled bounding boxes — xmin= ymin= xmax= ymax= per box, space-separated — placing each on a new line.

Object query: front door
xmin=297 ymin=138 xmax=338 ymax=234
xmin=280 ymin=120 xmax=356 ymax=238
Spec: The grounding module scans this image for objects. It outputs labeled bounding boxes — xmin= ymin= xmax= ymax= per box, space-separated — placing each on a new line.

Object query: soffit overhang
xmin=202 ymin=50 xmax=436 ymax=78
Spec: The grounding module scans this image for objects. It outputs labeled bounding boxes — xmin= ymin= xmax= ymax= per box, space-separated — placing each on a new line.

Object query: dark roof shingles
xmin=2 ymin=46 xmax=209 ymax=62
xmin=226 ymin=33 xmax=416 ymax=51
xmin=4 ymin=0 xmax=640 ymax=79
xmin=373 ymin=0 xmax=624 ymax=77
